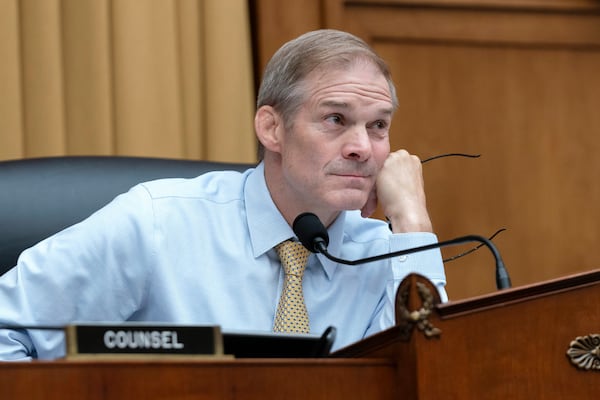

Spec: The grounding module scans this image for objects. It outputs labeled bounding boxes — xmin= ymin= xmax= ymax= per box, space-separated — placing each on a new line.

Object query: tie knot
xmin=276 ymin=240 xmax=311 ymax=276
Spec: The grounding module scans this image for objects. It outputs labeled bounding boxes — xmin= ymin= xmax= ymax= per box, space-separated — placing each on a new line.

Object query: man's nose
xmin=342 ymin=126 xmax=372 ymax=162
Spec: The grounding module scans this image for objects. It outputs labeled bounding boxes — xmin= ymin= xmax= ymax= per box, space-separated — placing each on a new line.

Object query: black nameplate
xmin=66 ymin=324 xmax=223 ymax=357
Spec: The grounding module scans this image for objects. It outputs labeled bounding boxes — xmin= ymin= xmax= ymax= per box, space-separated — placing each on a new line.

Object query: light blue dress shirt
xmin=0 ymin=162 xmax=446 ymax=360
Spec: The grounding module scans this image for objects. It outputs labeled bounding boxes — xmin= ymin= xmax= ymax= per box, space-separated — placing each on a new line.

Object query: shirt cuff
xmin=388 ymin=232 xmax=448 ymax=302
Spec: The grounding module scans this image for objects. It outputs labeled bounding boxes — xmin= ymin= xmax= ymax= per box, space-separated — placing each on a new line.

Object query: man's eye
xmin=370 ymin=120 xmax=388 ymax=129
xmin=326 ymin=114 xmax=343 ymax=124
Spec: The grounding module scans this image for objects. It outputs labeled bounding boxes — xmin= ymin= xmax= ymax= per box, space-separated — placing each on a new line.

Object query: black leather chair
xmin=0 ymin=156 xmax=254 ymax=276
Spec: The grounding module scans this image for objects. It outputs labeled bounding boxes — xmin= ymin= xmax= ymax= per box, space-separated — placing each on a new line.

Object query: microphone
xmin=292 ymin=212 xmax=512 ymax=290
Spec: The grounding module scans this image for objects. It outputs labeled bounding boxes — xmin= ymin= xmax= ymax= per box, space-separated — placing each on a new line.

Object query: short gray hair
xmin=256 ymin=29 xmax=398 ymax=158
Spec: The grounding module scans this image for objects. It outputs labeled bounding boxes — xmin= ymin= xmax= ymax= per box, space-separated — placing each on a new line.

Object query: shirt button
xmin=397 ymin=255 xmax=408 ymax=262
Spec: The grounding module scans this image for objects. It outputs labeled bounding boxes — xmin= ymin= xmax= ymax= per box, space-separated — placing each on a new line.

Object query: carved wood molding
xmin=395 ymin=274 xmax=442 ymax=340
xmin=326 ymin=0 xmax=600 ymax=48
xmin=437 ymin=269 xmax=600 ymax=319
xmin=343 ymin=0 xmax=600 ymax=12
xmin=567 ymin=334 xmax=600 ymax=371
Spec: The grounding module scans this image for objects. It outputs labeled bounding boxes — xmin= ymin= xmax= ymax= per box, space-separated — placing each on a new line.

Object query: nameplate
xmin=65 ymin=323 xmax=223 ymax=358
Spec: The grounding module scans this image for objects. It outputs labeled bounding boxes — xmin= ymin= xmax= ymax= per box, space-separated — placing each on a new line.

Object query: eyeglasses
xmin=421 ymin=152 xmax=481 ymax=164
xmin=421 ymin=152 xmax=506 ymax=264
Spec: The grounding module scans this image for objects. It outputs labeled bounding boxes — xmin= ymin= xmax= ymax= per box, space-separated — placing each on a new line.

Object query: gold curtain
xmin=0 ymin=0 xmax=256 ymax=162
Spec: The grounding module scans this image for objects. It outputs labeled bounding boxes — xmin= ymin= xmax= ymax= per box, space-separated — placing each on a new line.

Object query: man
xmin=0 ymin=29 xmax=446 ymax=360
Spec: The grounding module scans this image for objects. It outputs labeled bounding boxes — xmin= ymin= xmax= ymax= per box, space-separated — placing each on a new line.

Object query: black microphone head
xmin=292 ymin=212 xmax=329 ymax=253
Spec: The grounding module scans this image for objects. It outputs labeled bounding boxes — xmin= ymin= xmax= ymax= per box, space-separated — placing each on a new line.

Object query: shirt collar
xmin=245 ymin=162 xmax=295 ymax=258
xmin=245 ymin=162 xmax=345 ymax=280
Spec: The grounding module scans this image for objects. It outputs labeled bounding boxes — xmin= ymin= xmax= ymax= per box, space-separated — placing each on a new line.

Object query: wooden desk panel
xmin=334 ymin=270 xmax=600 ymax=399
xmin=0 ymin=358 xmax=396 ymax=400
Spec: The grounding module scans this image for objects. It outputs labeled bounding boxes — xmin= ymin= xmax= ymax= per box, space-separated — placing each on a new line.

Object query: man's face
xmin=276 ymin=60 xmax=393 ymax=222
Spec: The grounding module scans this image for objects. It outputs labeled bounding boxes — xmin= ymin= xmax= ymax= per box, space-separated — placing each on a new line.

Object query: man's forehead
xmin=306 ymin=64 xmax=391 ymax=95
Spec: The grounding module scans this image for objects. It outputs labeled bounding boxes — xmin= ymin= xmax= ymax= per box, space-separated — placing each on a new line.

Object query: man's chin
xmin=327 ymin=191 xmax=369 ymax=212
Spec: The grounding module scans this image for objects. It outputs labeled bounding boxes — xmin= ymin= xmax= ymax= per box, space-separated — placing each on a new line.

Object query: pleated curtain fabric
xmin=273 ymin=240 xmax=311 ymax=334
xmin=0 ymin=0 xmax=256 ymax=163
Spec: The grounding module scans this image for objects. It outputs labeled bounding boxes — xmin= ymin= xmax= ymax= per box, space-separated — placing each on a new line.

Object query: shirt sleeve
xmin=365 ymin=231 xmax=447 ymax=338
xmin=0 ymin=184 xmax=157 ymax=360
xmin=389 ymin=232 xmax=448 ymax=302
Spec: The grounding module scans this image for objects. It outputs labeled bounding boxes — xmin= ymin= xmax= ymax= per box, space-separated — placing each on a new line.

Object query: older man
xmin=0 ymin=29 xmax=446 ymax=360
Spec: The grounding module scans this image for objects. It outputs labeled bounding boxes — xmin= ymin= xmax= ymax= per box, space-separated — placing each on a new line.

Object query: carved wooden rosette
xmin=395 ymin=273 xmax=442 ymax=341
xmin=566 ymin=334 xmax=600 ymax=371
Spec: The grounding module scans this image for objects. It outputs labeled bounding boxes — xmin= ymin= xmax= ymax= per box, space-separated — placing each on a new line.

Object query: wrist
xmin=387 ymin=212 xmax=433 ymax=233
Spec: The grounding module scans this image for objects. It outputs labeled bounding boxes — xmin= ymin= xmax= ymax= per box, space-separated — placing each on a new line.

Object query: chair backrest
xmin=0 ymin=156 xmax=254 ymax=275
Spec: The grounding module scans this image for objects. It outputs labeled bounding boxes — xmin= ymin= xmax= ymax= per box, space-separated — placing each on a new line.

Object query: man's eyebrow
xmin=319 ymin=100 xmax=350 ymax=109
xmin=318 ymin=100 xmax=393 ymax=116
xmin=378 ymin=108 xmax=394 ymax=116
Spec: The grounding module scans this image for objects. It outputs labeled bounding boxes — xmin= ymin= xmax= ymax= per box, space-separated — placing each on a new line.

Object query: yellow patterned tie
xmin=273 ymin=240 xmax=311 ymax=334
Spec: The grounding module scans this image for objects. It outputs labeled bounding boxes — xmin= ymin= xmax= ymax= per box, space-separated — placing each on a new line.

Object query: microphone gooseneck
xmin=292 ymin=212 xmax=512 ymax=290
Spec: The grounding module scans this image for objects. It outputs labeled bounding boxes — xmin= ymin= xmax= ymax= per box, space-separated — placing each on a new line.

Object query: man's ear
xmin=255 ymin=105 xmax=283 ymax=154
